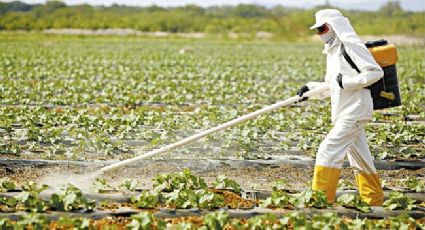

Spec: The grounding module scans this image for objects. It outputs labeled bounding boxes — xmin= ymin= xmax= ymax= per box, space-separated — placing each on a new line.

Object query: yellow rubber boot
xmin=356 ymin=173 xmax=384 ymax=206
xmin=312 ymin=165 xmax=341 ymax=203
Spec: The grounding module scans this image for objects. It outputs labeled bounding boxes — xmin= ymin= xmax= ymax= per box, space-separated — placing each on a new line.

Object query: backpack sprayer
xmin=342 ymin=39 xmax=401 ymax=110
xmin=98 ymin=85 xmax=329 ymax=174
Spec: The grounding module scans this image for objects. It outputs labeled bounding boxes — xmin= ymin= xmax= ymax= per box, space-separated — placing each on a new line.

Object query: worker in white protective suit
xmin=297 ymin=9 xmax=385 ymax=205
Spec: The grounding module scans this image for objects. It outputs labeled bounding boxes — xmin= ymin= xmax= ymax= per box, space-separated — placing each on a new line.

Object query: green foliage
xmin=0 ymin=218 xmax=13 ymax=229
xmin=0 ymin=2 xmax=424 ymax=37
xmin=0 ymin=35 xmax=423 ymax=162
xmin=162 ymin=188 xmax=224 ymax=209
xmin=398 ymin=177 xmax=425 ymax=192
xmin=16 ymin=213 xmax=50 ymax=230
xmin=0 ymin=180 xmax=16 ymax=192
xmin=244 ymin=213 xmax=279 ymax=229
xmin=280 ymin=212 xmax=310 ymax=228
xmin=14 ymin=181 xmax=49 ymax=213
xmin=197 ymin=189 xmax=225 ymax=209
xmin=200 ymin=211 xmax=230 ymax=230
xmin=386 ymin=214 xmax=423 ymax=230
xmin=261 ymin=190 xmax=291 ymax=208
xmin=50 ymin=183 xmax=95 ymax=211
xmin=271 ymin=179 xmax=287 ymax=191
xmin=93 ymin=178 xmax=115 ymax=192
xmin=56 ymin=216 xmax=91 ymax=229
xmin=290 ymin=189 xmax=330 ymax=209
xmin=310 ymin=212 xmax=348 ymax=229
xmin=0 ymin=143 xmax=21 ymax=155
xmin=212 ymin=175 xmax=242 ymax=193
xmin=130 ymin=190 xmax=161 ymax=209
xmin=126 ymin=212 xmax=166 ymax=230
xmin=119 ymin=179 xmax=139 ymax=192
xmin=172 ymin=222 xmax=197 ymax=230
xmin=0 ymin=211 xmax=423 ymax=229
xmin=261 ymin=188 xmax=330 ymax=209
xmin=164 ymin=189 xmax=198 ymax=209
xmin=383 ymin=192 xmax=417 ymax=211
xmin=153 ymin=169 xmax=207 ymax=192
xmin=337 ymin=194 xmax=371 ymax=213
xmin=0 ymin=196 xmax=17 ymax=208
xmin=280 ymin=212 xmax=347 ymax=229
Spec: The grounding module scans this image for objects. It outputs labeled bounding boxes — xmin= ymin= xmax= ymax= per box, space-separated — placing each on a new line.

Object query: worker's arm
xmin=338 ymin=43 xmax=384 ymax=91
xmin=297 ymin=81 xmax=330 ymax=101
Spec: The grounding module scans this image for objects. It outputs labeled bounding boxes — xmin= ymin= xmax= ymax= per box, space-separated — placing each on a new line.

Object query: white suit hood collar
xmin=311 ymin=9 xmax=366 ymax=52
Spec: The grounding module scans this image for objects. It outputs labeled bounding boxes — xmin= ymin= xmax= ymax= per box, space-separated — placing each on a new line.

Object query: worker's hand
xmin=297 ymin=85 xmax=310 ymax=101
xmin=337 ymin=73 xmax=344 ymax=89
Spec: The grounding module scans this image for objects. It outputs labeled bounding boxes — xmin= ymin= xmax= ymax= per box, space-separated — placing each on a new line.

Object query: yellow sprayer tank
xmin=366 ymin=40 xmax=401 ymax=110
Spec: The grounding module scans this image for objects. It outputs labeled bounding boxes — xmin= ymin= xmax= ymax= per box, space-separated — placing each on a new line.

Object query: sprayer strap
xmin=341 ymin=43 xmax=361 ymax=74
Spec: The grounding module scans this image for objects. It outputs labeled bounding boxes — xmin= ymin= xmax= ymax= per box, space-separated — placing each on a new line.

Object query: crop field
xmin=0 ymin=34 xmax=424 ymax=228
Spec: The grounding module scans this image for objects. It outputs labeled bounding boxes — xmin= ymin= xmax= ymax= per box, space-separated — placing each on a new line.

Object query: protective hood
xmin=311 ymin=9 xmax=365 ymax=49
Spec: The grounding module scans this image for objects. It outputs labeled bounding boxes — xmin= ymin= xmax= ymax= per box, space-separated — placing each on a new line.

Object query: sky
xmin=3 ymin=0 xmax=425 ymax=11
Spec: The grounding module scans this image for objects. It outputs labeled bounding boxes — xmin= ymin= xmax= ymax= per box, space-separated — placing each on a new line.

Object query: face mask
xmin=319 ymin=25 xmax=336 ymax=45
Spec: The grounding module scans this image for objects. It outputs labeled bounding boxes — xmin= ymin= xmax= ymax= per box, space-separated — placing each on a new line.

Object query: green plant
xmin=212 ymin=175 xmax=242 ymax=193
xmin=280 ymin=212 xmax=310 ymax=228
xmin=200 ymin=211 xmax=230 ymax=230
xmin=197 ymin=189 xmax=225 ymax=209
xmin=50 ymin=183 xmax=95 ymax=211
xmin=260 ymin=190 xmax=291 ymax=208
xmin=271 ymin=179 xmax=288 ymax=191
xmin=0 ymin=196 xmax=17 ymax=208
xmin=172 ymin=222 xmax=197 ymax=230
xmin=310 ymin=212 xmax=348 ymax=229
xmin=0 ymin=180 xmax=16 ymax=192
xmin=119 ymin=179 xmax=139 ymax=192
xmin=0 ymin=143 xmax=21 ymax=155
xmin=0 ymin=218 xmax=13 ymax=229
xmin=383 ymin=192 xmax=417 ymax=211
xmin=337 ymin=194 xmax=371 ymax=213
xmin=398 ymin=177 xmax=425 ymax=192
xmin=55 ymin=216 xmax=91 ymax=229
xmin=386 ymin=214 xmax=423 ymax=229
xmin=126 ymin=212 xmax=166 ymax=230
xmin=244 ymin=213 xmax=280 ymax=229
xmin=16 ymin=213 xmax=50 ymax=230
xmin=153 ymin=169 xmax=207 ymax=192
xmin=130 ymin=190 xmax=161 ymax=209
xmin=164 ymin=189 xmax=199 ymax=209
xmin=93 ymin=178 xmax=115 ymax=192
xmin=14 ymin=181 xmax=48 ymax=213
xmin=290 ymin=189 xmax=330 ymax=209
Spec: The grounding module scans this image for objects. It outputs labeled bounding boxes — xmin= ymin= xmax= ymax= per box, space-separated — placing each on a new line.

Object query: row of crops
xmin=0 ymin=34 xmax=424 ymax=162
xmin=1 ymin=170 xmax=424 ymax=229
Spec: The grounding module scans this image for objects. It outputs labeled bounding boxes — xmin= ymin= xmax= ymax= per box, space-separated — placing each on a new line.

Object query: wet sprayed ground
xmin=1 ymin=163 xmax=424 ymax=192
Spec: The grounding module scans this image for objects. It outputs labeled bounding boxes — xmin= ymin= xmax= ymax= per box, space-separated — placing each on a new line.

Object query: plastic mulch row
xmin=1 ymin=158 xmax=424 ymax=171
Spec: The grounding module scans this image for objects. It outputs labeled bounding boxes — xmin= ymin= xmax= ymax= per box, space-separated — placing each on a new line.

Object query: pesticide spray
xmin=41 ymin=85 xmax=328 ymax=191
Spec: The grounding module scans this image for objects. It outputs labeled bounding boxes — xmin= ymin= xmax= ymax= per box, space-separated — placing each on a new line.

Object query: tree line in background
xmin=0 ymin=1 xmax=423 ymax=39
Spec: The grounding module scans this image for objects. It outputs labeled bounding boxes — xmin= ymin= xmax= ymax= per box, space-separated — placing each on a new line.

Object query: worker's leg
xmin=347 ymin=124 xmax=384 ymax=206
xmin=313 ymin=118 xmax=363 ymax=203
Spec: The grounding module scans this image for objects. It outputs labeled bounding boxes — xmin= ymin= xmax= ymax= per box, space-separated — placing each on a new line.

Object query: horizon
xmin=2 ymin=0 xmax=425 ymax=12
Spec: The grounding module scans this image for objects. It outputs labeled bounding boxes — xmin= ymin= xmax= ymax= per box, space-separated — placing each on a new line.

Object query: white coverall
xmin=306 ymin=9 xmax=385 ymax=205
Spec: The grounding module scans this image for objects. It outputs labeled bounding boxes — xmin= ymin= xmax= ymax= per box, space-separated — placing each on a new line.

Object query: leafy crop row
xmin=1 ymin=170 xmax=422 ymax=214
xmin=0 ymin=211 xmax=423 ymax=230
xmin=0 ymin=36 xmax=423 ymax=161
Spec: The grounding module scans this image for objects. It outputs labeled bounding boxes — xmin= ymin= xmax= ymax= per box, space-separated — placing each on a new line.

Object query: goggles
xmin=317 ymin=24 xmax=329 ymax=35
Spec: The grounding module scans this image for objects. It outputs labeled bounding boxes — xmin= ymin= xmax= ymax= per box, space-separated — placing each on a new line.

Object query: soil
xmin=1 ymin=163 xmax=423 ymax=191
